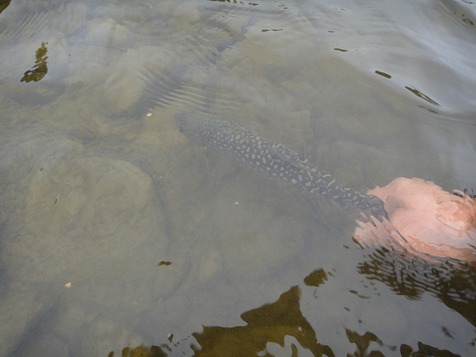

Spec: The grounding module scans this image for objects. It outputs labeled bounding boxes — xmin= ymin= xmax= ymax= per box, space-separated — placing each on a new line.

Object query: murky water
xmin=0 ymin=0 xmax=475 ymax=356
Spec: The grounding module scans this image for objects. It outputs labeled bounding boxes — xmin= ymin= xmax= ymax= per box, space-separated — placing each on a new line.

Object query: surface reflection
xmin=1 ymin=0 xmax=476 ymax=355
xmin=110 ymin=266 xmax=465 ymax=356
xmin=20 ymin=41 xmax=48 ymax=83
xmin=0 ymin=0 xmax=10 ymax=14
xmin=404 ymin=86 xmax=439 ymax=107
xmin=191 ymin=286 xmax=332 ymax=356
xmin=357 ymin=241 xmax=476 ymax=327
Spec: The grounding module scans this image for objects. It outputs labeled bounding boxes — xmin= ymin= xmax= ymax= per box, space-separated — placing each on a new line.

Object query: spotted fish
xmin=175 ymin=112 xmax=388 ymax=220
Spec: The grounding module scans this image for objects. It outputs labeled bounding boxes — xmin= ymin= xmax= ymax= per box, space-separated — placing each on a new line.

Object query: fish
xmin=174 ymin=112 xmax=388 ymax=220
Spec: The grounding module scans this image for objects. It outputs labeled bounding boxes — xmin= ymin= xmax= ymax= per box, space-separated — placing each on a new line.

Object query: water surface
xmin=0 ymin=0 xmax=475 ymax=355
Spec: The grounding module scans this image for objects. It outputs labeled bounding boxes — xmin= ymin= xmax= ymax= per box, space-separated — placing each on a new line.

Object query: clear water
xmin=0 ymin=0 xmax=475 ymax=355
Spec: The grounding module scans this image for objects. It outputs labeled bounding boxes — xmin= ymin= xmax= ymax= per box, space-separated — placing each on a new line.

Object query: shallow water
xmin=0 ymin=0 xmax=475 ymax=356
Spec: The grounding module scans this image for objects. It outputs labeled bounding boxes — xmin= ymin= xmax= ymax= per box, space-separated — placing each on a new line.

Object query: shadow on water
xmin=108 ymin=265 xmax=469 ymax=356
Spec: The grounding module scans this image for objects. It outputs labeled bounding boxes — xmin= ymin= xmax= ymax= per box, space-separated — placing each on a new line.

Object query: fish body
xmin=175 ymin=112 xmax=387 ymax=220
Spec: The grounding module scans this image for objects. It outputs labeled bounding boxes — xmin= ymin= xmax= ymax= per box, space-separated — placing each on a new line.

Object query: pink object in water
xmin=354 ymin=177 xmax=476 ymax=265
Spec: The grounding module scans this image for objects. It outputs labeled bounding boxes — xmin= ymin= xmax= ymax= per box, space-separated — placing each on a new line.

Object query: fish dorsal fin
xmin=270 ymin=144 xmax=307 ymax=169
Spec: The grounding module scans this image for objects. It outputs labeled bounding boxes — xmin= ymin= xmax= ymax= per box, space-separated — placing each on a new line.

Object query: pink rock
xmin=354 ymin=177 xmax=476 ymax=265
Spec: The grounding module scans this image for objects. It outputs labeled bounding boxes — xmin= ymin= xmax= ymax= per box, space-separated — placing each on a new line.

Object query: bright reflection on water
xmin=0 ymin=0 xmax=475 ymax=356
